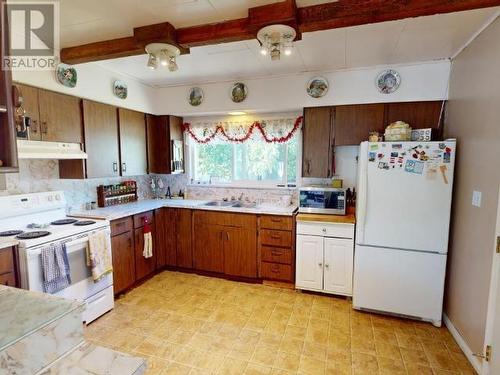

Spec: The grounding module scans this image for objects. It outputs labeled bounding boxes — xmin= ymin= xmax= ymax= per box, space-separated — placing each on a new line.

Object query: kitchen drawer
xmin=260 ymin=215 xmax=293 ymax=231
xmin=261 ymin=246 xmax=292 ymax=265
xmin=0 ymin=247 xmax=14 ymax=275
xmin=297 ymin=222 xmax=354 ymax=239
xmin=0 ymin=272 xmax=15 ymax=287
xmin=261 ymin=262 xmax=292 ymax=282
xmin=133 ymin=211 xmax=154 ymax=228
xmin=111 ymin=217 xmax=133 ymax=236
xmin=260 ymin=229 xmax=292 ymax=247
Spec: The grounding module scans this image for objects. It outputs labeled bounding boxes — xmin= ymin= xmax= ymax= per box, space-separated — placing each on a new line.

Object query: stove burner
xmin=74 ymin=220 xmax=96 ymax=226
xmin=16 ymin=231 xmax=51 ymax=240
xmin=51 ymin=219 xmax=78 ymax=225
xmin=0 ymin=230 xmax=24 ymax=237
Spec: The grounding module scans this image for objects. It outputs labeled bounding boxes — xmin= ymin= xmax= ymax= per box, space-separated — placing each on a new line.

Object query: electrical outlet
xmin=472 ymin=191 xmax=482 ymax=207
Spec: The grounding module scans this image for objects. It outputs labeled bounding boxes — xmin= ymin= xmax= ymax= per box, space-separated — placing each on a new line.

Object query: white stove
xmin=0 ymin=191 xmax=114 ymax=323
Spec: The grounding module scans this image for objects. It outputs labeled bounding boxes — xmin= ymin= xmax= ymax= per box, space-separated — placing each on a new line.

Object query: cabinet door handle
xmin=271 ymin=264 xmax=280 ymax=273
xmin=31 ymin=120 xmax=38 ymax=133
xmin=113 ymin=162 xmax=118 ymax=172
xmin=122 ymin=162 xmax=127 ymax=172
xmin=41 ymin=121 xmax=48 ymax=134
xmin=271 ymin=218 xmax=282 ymax=223
xmin=325 ymin=264 xmax=330 ymax=268
xmin=271 ymin=250 xmax=283 ymax=256
xmin=307 ymin=160 xmax=311 ymax=175
xmin=318 ymin=262 xmax=323 ymax=267
xmin=271 ymin=235 xmax=281 ymax=240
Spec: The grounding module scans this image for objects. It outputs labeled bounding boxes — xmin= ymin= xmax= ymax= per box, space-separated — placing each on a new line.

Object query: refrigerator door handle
xmin=356 ymin=141 xmax=368 ymax=243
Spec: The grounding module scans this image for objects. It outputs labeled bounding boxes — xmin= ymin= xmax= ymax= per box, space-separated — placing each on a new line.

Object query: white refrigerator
xmin=353 ymin=140 xmax=456 ymax=327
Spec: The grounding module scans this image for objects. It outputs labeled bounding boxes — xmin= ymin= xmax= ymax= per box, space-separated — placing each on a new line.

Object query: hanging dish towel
xmin=143 ymin=218 xmax=153 ymax=259
xmin=87 ymin=230 xmax=113 ymax=282
xmin=41 ymin=242 xmax=71 ymax=294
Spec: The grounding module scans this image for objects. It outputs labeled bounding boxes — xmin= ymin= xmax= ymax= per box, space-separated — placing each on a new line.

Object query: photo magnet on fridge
xmin=378 ymin=162 xmax=389 ymax=170
xmin=391 ymin=152 xmax=399 ymax=158
xmin=392 ymin=144 xmax=402 ymax=149
xmin=404 ymin=160 xmax=425 ymax=174
xmin=370 ymin=144 xmax=379 ymax=151
xmin=369 ymin=152 xmax=376 ymax=162
xmin=443 ymin=152 xmax=451 ymax=163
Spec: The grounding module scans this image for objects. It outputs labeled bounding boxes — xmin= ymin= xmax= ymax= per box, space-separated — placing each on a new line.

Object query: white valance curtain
xmin=183 ymin=115 xmax=303 ymax=144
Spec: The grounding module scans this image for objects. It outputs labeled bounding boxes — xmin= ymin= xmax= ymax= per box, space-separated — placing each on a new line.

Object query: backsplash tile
xmin=186 ymin=185 xmax=298 ymax=205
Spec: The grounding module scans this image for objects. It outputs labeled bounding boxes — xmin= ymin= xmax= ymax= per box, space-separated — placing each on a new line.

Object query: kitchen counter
xmin=0 ymin=285 xmax=83 ymax=352
xmin=70 ymin=198 xmax=298 ymax=221
xmin=296 ymin=207 xmax=356 ymax=224
xmin=0 ymin=237 xmax=18 ymax=248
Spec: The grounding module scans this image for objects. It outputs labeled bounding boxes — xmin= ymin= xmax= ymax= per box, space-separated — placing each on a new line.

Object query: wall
xmin=12 ymin=63 xmax=157 ymax=114
xmin=153 ymin=61 xmax=451 ymax=116
xmin=444 ymin=17 xmax=500 ymax=353
xmin=2 ymin=160 xmax=186 ymax=209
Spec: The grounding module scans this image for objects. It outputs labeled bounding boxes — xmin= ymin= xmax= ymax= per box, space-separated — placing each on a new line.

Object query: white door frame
xmin=482 ymin=185 xmax=500 ymax=374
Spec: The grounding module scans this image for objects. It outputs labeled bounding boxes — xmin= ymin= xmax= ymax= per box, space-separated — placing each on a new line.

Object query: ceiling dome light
xmin=145 ymin=43 xmax=181 ymax=72
xmin=168 ymin=56 xmax=178 ymax=72
xmin=257 ymin=24 xmax=297 ymax=61
xmin=147 ymin=53 xmax=157 ymax=69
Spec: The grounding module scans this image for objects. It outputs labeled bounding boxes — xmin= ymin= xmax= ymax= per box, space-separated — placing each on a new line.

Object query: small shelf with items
xmin=97 ymin=181 xmax=137 ymax=207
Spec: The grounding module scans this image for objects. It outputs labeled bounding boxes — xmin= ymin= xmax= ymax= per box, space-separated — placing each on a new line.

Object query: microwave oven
xmin=299 ymin=186 xmax=346 ymax=215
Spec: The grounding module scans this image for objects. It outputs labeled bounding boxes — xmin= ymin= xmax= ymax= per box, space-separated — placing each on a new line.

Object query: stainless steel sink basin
xmin=231 ymin=202 xmax=257 ymax=208
xmin=204 ymin=200 xmax=236 ymax=207
xmin=203 ymin=200 xmax=257 ymax=208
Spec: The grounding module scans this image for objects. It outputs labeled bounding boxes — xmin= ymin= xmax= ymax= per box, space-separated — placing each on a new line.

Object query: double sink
xmin=203 ymin=200 xmax=257 ymax=209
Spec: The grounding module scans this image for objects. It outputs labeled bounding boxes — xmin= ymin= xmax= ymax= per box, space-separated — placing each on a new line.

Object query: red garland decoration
xmin=183 ymin=116 xmax=303 ymax=144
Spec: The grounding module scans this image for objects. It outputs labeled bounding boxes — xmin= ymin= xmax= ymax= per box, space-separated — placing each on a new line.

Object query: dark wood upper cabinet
xmin=146 ymin=114 xmax=170 ymax=174
xmin=82 ymin=100 xmax=120 ymax=178
xmin=0 ymin=10 xmax=18 ymax=173
xmin=118 ymin=108 xmax=147 ymax=176
xmin=15 ymin=84 xmax=40 ymax=139
xmin=384 ymin=101 xmax=444 ymax=130
xmin=38 ymin=90 xmax=82 ymax=143
xmin=15 ymin=84 xmax=82 ymax=143
xmin=302 ymin=106 xmax=334 ymax=178
xmin=334 ymin=104 xmax=385 ymax=146
xmin=146 ymin=114 xmax=184 ymax=174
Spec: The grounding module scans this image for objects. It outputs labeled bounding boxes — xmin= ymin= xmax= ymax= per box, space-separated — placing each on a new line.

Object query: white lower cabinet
xmin=296 ymin=235 xmax=324 ymax=291
xmin=296 ymin=222 xmax=354 ymax=296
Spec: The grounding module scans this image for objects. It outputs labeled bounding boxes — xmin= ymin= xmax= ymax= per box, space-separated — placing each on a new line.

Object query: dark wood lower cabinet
xmin=110 ymin=209 xmax=295 ymax=293
xmin=0 ymin=246 xmax=18 ymax=287
xmin=111 ymin=231 xmax=135 ymax=294
xmin=134 ymin=227 xmax=156 ymax=281
xmin=176 ymin=209 xmax=193 ymax=268
xmin=224 ymin=226 xmax=257 ymax=278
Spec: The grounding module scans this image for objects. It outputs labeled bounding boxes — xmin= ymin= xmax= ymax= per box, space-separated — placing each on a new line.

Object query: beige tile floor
xmin=84 ymin=271 xmax=476 ymax=375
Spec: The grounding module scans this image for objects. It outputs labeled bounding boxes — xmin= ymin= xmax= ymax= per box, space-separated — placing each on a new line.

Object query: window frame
xmin=186 ymin=130 xmax=302 ymax=189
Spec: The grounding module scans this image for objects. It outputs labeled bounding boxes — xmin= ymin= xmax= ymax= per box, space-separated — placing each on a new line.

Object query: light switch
xmin=472 ymin=191 xmax=482 ymax=207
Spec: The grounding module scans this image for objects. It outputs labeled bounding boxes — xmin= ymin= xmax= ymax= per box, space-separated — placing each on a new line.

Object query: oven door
xmin=25 ymin=229 xmax=113 ymax=302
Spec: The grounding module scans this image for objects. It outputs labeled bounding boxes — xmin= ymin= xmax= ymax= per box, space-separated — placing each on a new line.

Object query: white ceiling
xmin=90 ymin=6 xmax=499 ymax=87
xmin=59 ymin=0 xmax=333 ymax=47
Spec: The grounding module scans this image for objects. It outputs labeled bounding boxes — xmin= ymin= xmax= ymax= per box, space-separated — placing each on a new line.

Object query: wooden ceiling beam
xmin=298 ymin=0 xmax=500 ymax=33
xmin=60 ymin=0 xmax=500 ymax=64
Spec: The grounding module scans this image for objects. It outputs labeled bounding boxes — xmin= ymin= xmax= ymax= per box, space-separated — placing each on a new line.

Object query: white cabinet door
xmin=296 ymin=235 xmax=324 ymax=291
xmin=324 ymin=238 xmax=354 ymax=296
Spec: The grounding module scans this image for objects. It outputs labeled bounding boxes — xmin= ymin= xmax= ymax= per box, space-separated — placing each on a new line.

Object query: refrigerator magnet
xmin=378 ymin=162 xmax=389 ymax=170
xmin=439 ymin=143 xmax=446 ymax=149
xmin=369 ymin=152 xmax=376 ymax=162
xmin=370 ymin=144 xmax=379 ymax=151
xmin=378 ymin=153 xmax=384 ymax=159
xmin=390 ymin=152 xmax=398 ymax=158
xmin=443 ymin=152 xmax=451 ymax=163
xmin=426 ymin=166 xmax=437 ymax=181
xmin=404 ymin=160 xmax=424 ymax=174
xmin=392 ymin=143 xmax=402 ymax=149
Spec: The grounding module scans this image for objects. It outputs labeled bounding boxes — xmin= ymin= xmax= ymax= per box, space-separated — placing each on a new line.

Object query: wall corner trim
xmin=443 ymin=313 xmax=482 ymax=374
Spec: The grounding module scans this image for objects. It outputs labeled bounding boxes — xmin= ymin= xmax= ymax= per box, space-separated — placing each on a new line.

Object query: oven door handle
xmin=27 ymin=229 xmax=109 ymax=257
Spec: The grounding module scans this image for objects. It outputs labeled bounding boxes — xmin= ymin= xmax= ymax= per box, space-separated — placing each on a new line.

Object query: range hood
xmin=17 ymin=140 xmax=88 ymax=160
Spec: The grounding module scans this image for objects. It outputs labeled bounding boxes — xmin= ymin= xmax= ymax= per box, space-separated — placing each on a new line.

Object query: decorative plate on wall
xmin=306 ymin=76 xmax=329 ymax=98
xmin=376 ymin=69 xmax=401 ymax=94
xmin=188 ymin=87 xmax=204 ymax=106
xmin=230 ymin=82 xmax=248 ymax=103
xmin=113 ymin=80 xmax=128 ymax=99
xmin=56 ymin=64 xmax=77 ymax=88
